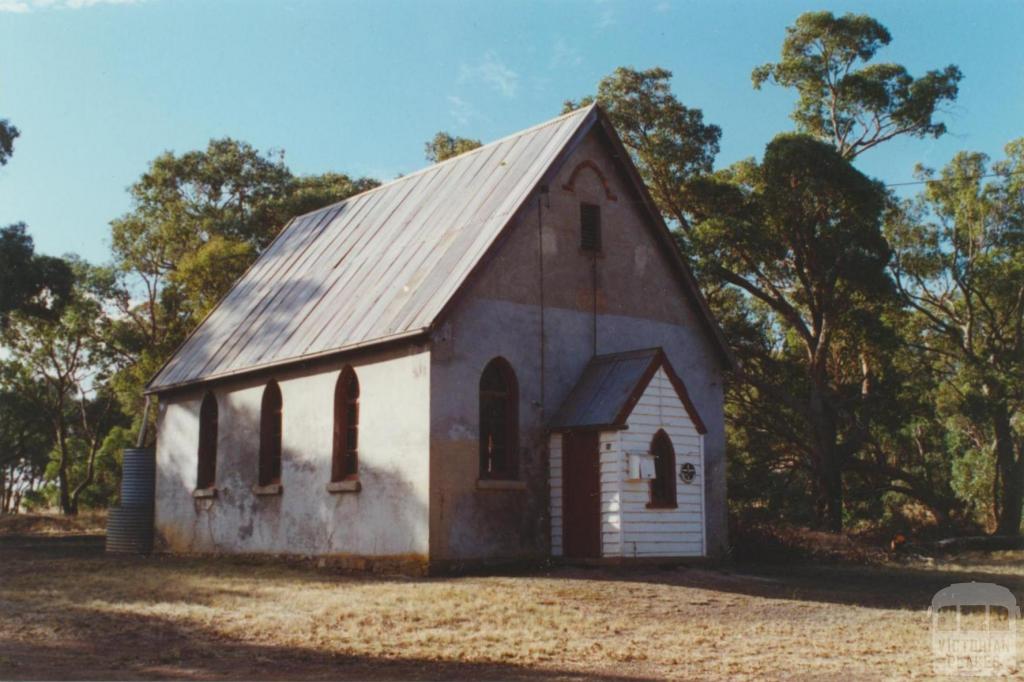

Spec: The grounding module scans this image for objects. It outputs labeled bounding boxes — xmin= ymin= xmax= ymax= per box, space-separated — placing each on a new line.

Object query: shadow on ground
xmin=1 ymin=628 xmax=647 ymax=682
xmin=3 ymin=534 xmax=1022 ymax=680
xmin=550 ymin=560 xmax=1024 ymax=611
xmin=0 ymin=535 xmax=651 ymax=681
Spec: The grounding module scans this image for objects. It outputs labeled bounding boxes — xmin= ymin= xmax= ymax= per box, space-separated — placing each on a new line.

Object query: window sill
xmin=192 ymin=487 xmax=217 ymax=499
xmin=645 ymin=503 xmax=678 ymax=510
xmin=326 ymin=480 xmax=361 ymax=494
xmin=252 ymin=483 xmax=282 ymax=496
xmin=477 ymin=479 xmax=527 ymax=491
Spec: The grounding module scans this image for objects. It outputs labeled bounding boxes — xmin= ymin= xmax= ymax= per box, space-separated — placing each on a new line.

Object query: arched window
xmin=479 ymin=357 xmax=518 ymax=480
xmin=258 ymin=381 xmax=283 ymax=487
xmin=648 ymin=429 xmax=677 ymax=508
xmin=196 ymin=391 xmax=218 ymax=490
xmin=332 ymin=366 xmax=360 ymax=482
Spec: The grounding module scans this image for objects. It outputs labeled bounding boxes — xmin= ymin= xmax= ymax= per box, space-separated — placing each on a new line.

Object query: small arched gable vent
xmin=562 ymin=160 xmax=617 ymax=201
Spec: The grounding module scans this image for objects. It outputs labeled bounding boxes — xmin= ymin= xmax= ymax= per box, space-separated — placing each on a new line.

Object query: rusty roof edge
xmin=145 ymin=327 xmax=430 ymax=395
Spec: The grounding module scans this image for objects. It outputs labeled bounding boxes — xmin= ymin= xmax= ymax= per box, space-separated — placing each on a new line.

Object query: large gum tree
xmin=889 ymin=142 xmax=1024 ymax=535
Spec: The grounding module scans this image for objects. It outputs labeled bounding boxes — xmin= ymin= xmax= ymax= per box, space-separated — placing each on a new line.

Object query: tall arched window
xmin=648 ymin=429 xmax=677 ymax=508
xmin=479 ymin=357 xmax=518 ymax=480
xmin=258 ymin=381 xmax=283 ymax=487
xmin=332 ymin=366 xmax=360 ymax=482
xmin=196 ymin=391 xmax=218 ymax=490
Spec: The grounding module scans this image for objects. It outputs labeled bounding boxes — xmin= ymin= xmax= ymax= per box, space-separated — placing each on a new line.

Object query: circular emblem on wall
xmin=679 ymin=463 xmax=697 ymax=484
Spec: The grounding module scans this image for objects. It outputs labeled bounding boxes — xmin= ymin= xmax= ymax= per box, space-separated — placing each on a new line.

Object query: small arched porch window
xmin=196 ymin=391 xmax=218 ymax=490
xmin=332 ymin=366 xmax=360 ymax=482
xmin=479 ymin=357 xmax=519 ymax=480
xmin=648 ymin=429 xmax=677 ymax=509
xmin=258 ymin=381 xmax=283 ymax=487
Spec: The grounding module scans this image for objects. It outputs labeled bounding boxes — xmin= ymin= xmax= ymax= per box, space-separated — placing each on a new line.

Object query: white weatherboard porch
xmin=551 ymin=360 xmax=706 ymax=559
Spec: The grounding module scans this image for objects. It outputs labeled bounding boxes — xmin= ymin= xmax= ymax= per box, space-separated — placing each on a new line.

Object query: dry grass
xmin=1 ymin=536 xmax=1023 ymax=680
xmin=0 ymin=511 xmax=107 ymax=537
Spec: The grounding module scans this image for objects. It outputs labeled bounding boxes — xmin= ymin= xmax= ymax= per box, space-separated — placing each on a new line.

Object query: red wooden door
xmin=563 ymin=431 xmax=601 ymax=558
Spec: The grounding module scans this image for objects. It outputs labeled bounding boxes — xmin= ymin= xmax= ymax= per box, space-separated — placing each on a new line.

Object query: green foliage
xmin=0 ymin=223 xmax=74 ymax=328
xmin=0 ymin=118 xmax=17 ymax=166
xmin=424 ymin=132 xmax=482 ymax=163
xmin=949 ymin=425 xmax=996 ymax=527
xmin=3 ymin=259 xmax=127 ymax=514
xmin=753 ymin=11 xmax=961 ymax=158
xmin=564 ymin=67 xmax=720 ymax=228
xmin=888 ymin=139 xmax=1024 ymax=533
xmin=690 ymin=135 xmax=899 ymax=530
xmin=81 ymin=426 xmax=133 ymax=508
xmin=0 ymin=362 xmax=54 ymax=512
xmin=693 ymin=134 xmax=891 ymax=301
xmin=106 ymin=139 xmax=379 ymax=420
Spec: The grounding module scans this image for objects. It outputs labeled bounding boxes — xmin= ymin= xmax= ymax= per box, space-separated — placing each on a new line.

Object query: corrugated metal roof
xmin=549 ymin=348 xmax=708 ymax=434
xmin=549 ymin=349 xmax=662 ymax=431
xmin=148 ymin=106 xmax=597 ymax=392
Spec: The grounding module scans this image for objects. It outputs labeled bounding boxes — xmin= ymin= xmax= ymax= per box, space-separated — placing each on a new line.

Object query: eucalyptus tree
xmin=689 ymin=135 xmax=896 ymax=530
xmin=0 ymin=117 xmax=73 ymax=327
xmin=0 ymin=363 xmax=52 ymax=513
xmin=107 ymin=139 xmax=378 ymax=415
xmin=0 ymin=224 xmax=74 ymax=329
xmin=3 ymin=260 xmax=121 ymax=514
xmin=752 ymin=10 xmax=962 ymax=160
xmin=888 ymin=142 xmax=1024 ymax=534
xmin=0 ymin=117 xmax=16 ymax=166
xmin=425 ymin=132 xmax=481 ymax=163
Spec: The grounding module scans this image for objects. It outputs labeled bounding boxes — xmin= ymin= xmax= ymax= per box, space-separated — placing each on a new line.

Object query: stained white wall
xmin=154 ymin=346 xmax=431 ymax=558
xmin=599 ymin=430 xmax=624 ymax=557
xmin=549 ymin=367 xmax=706 ymax=559
xmin=616 ymin=368 xmax=705 ymax=557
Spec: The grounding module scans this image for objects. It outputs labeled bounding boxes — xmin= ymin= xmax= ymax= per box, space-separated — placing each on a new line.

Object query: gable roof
xmin=147 ymin=106 xmax=732 ymax=393
xmin=549 ymin=348 xmax=707 ymax=434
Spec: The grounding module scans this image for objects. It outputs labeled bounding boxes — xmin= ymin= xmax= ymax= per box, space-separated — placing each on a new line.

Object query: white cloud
xmin=550 ymin=38 xmax=583 ymax=69
xmin=459 ymin=51 xmax=519 ymax=98
xmin=0 ymin=0 xmax=141 ymax=12
xmin=447 ymin=95 xmax=477 ymax=126
xmin=594 ymin=0 xmax=616 ymax=29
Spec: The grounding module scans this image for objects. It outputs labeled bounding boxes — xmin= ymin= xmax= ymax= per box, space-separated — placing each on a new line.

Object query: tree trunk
xmin=808 ymin=383 xmax=844 ymax=532
xmin=55 ymin=424 xmax=74 ymax=516
xmin=993 ymin=404 xmax=1023 ymax=536
xmin=817 ymin=455 xmax=844 ymax=533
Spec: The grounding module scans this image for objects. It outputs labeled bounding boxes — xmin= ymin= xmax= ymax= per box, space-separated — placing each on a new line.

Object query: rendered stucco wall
xmin=154 ymin=345 xmax=430 ymax=559
xmin=429 ymin=126 xmax=727 ymax=563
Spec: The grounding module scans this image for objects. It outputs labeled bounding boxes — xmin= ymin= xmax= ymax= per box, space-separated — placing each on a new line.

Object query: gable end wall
xmin=428 ymin=127 xmax=726 ymax=563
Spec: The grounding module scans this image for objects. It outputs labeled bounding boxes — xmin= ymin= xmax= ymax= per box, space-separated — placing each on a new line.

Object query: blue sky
xmin=1 ymin=0 xmax=1021 ymax=263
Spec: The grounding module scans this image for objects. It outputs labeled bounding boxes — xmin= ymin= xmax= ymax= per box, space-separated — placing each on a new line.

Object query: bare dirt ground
xmin=1 ymin=525 xmax=1022 ymax=680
